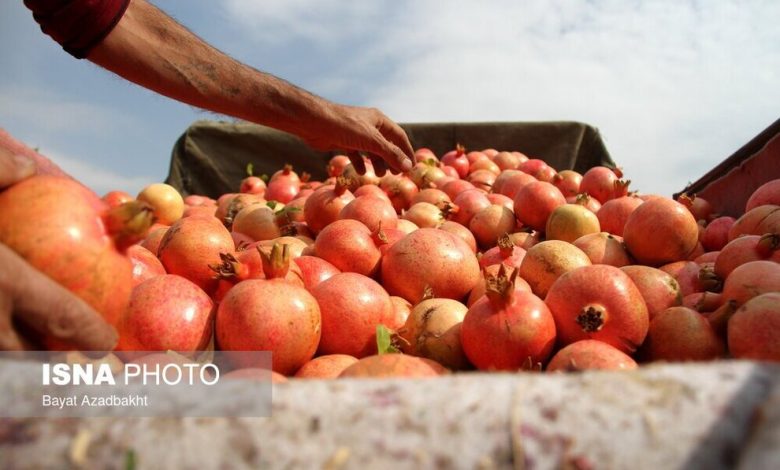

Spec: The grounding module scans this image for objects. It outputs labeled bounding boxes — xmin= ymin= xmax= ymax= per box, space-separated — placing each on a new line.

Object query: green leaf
xmin=266 ymin=201 xmax=278 ymax=210
xmin=376 ymin=325 xmax=400 ymax=355
xmin=124 ymin=449 xmax=137 ymax=470
xmin=260 ymin=174 xmax=269 ymax=183
xmin=246 ymin=163 xmax=254 ymax=177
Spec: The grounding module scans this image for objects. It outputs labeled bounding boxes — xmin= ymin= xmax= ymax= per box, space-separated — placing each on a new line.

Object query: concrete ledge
xmin=1 ymin=361 xmax=779 ymax=469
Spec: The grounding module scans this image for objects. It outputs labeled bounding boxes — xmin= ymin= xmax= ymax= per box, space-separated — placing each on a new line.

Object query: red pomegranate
xmin=727 ymin=292 xmax=780 ymax=361
xmin=239 ymin=175 xmax=266 ymax=196
xmin=312 ymin=272 xmax=393 ymax=358
xmin=470 ymin=204 xmax=517 ymax=248
xmin=676 ymin=193 xmax=713 ymax=222
xmin=640 ymin=306 xmax=723 ymax=362
xmin=338 ymin=354 xmax=448 ymax=378
xmin=402 ymin=202 xmax=445 ymax=228
xmin=596 ymin=195 xmax=643 ymax=237
xmin=546 ymin=339 xmax=638 ymax=372
xmin=468 ymin=169 xmax=497 ymax=192
xmin=552 ymin=170 xmax=583 ymax=198
xmin=313 ymin=219 xmax=381 ymax=277
xmin=513 ymin=181 xmax=566 ymax=232
xmin=659 ymin=261 xmax=720 ymax=297
xmin=441 ymin=179 xmax=476 ymax=201
xmin=293 ymin=255 xmax=341 ymax=290
xmin=381 ymin=174 xmax=419 ymax=213
xmin=623 ymin=197 xmax=699 ymax=266
xmin=467 ymin=264 xmax=532 ymax=307
xmin=339 ymin=195 xmax=398 ymax=232
xmin=728 ymin=205 xmax=780 ymax=240
xmin=0 ymin=176 xmax=149 ymax=333
xmin=461 ymin=267 xmax=557 ymax=370
xmin=381 ymin=228 xmax=480 ymax=304
xmin=545 ymin=265 xmax=649 ymax=354
xmin=303 ymin=179 xmax=355 ymax=234
xmin=232 ymin=203 xmax=281 ymax=241
xmin=479 ymin=234 xmax=527 ymax=269
xmin=140 ymin=226 xmax=169 ymax=255
xmin=327 ymin=155 xmax=352 ymax=178
xmin=620 ymin=265 xmax=682 ymax=320
xmin=116 ymin=274 xmax=214 ymax=352
xmin=518 ymin=159 xmax=554 ymax=182
xmin=721 ymin=260 xmax=780 ymax=307
xmin=579 ymin=166 xmax=628 ymax=204
xmin=102 ymin=190 xmax=134 ymax=208
xmin=746 ymin=179 xmax=780 ymax=212
xmin=493 ymin=151 xmax=521 ymax=171
xmin=265 ymin=165 xmax=301 ymax=203
xmin=158 ymin=215 xmax=234 ymax=295
xmin=701 ymin=216 xmax=736 ymax=252
xmin=714 ymin=234 xmax=780 ymax=279
xmin=438 ymin=221 xmax=478 ymax=253
xmin=451 ymin=189 xmax=491 ymax=227
xmin=127 ymin=245 xmax=166 ymax=287
xmin=216 ymin=278 xmax=321 ymax=375
xmin=294 ymin=354 xmax=359 ymax=379
xmin=572 ymin=232 xmax=632 ymax=267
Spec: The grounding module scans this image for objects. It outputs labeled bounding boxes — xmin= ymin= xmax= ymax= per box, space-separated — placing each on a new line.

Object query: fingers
xmin=0 ymin=149 xmax=36 ymax=188
xmin=368 ymin=154 xmax=388 ymax=177
xmin=0 ymin=294 xmax=26 ymax=350
xmin=0 ymin=244 xmax=118 ymax=351
xmin=375 ymin=116 xmax=415 ymax=163
xmin=347 ymin=151 xmax=366 ymax=176
xmin=366 ymin=128 xmax=413 ymax=174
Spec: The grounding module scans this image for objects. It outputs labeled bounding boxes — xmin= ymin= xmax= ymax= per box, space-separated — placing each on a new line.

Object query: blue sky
xmin=1 ymin=0 xmax=778 ymax=197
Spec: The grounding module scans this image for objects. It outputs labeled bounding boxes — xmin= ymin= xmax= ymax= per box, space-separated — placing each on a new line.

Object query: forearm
xmin=86 ymin=0 xmax=332 ymax=137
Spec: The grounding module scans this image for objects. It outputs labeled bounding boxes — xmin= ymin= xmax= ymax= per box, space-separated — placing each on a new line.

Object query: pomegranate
xmin=659 ymin=261 xmax=721 ymax=297
xmin=676 ymin=193 xmax=713 ymax=222
xmin=468 ymin=169 xmax=497 ymax=192
xmin=232 ymin=203 xmax=281 ymax=241
xmin=573 ymin=232 xmax=632 ymax=267
xmin=468 ymin=158 xmax=501 ymax=175
xmin=412 ymin=188 xmax=451 ymax=208
xmin=546 ymin=339 xmax=638 ymax=372
xmin=467 ymin=150 xmax=489 ymax=165
xmin=353 ymin=184 xmax=390 ymax=202
xmin=396 ymin=219 xmax=419 ymax=235
xmin=451 ymin=189 xmax=491 ymax=227
xmin=303 ymin=179 xmax=355 ymax=234
xmin=470 ymin=204 xmax=517 ymax=248
xmin=508 ymin=230 xmax=542 ymax=250
xmin=381 ymin=174 xmax=418 ymax=213
xmin=312 ymin=272 xmax=393 ymax=358
xmin=746 ymin=179 xmax=780 ymax=212
xmin=102 ymin=190 xmax=133 ymax=208
xmin=415 ymin=147 xmax=437 ymax=162
xmin=381 ymin=228 xmax=480 ymax=304
xmin=386 ymin=296 xmax=413 ymax=331
xmin=220 ymin=193 xmax=264 ymax=229
xmin=596 ymin=195 xmax=643 ymax=237
xmin=518 ymin=159 xmax=554 ymax=182
xmin=313 ymin=219 xmax=381 ymax=277
xmin=461 ymin=267 xmax=556 ymax=370
xmin=265 ymin=165 xmax=301 ymax=203
xmin=140 ymin=226 xmax=169 ymax=256
xmin=545 ymin=203 xmax=601 ymax=243
xmin=487 ymin=193 xmax=514 ymax=211
xmin=438 ymin=221 xmax=478 ymax=253
xmin=721 ymin=260 xmax=780 ymax=307
xmin=137 ymin=183 xmax=184 ymax=225
xmin=402 ymin=202 xmax=445 ymax=228
xmin=620 ymin=265 xmax=682 ymax=320
xmin=479 ymin=234 xmax=527 ymax=269
xmin=339 ymin=195 xmax=398 ymax=232
xmin=294 ymin=354 xmax=359 ymax=379
xmin=467 ymin=264 xmax=532 ymax=307
xmin=0 ymin=176 xmax=148 ymax=333
xmin=640 ymin=306 xmax=723 ymax=362
xmin=728 ymin=205 xmax=780 ymax=240
xmin=519 ymin=240 xmax=592 ymax=298
xmin=327 ymin=155 xmax=351 ymax=178
xmin=493 ymin=151 xmax=521 ymax=171
xmin=701 ymin=216 xmax=736 ymax=251
xmin=441 ymin=178 xmax=476 ymax=201
xmin=216 ymin=278 xmax=321 ymax=375
xmin=494 ymin=170 xmax=536 ymax=200
xmin=715 ymin=234 xmax=780 ymax=278
xmin=727 ymin=292 xmax=780 ymax=361
xmin=116 ymin=274 xmax=214 ymax=352
xmin=579 ymin=166 xmax=628 ymax=203
xmin=399 ymin=297 xmax=470 ymax=370
xmin=552 ymin=170 xmax=582 ymax=198
xmin=127 ymin=245 xmax=166 ymax=287
xmin=683 ymin=291 xmax=723 ymax=313
xmin=239 ymin=175 xmax=266 ymax=196
xmin=623 ymin=197 xmax=699 ymax=266
xmin=513 ymin=181 xmax=566 ymax=232
xmin=695 ymin=251 xmax=720 ymax=264
xmin=293 ymin=255 xmax=341 ymax=290
xmin=158 ymin=214 xmax=234 ymax=295
xmin=545 ymin=265 xmax=649 ymax=354
xmin=338 ymin=354 xmax=448 ymax=378
xmin=374 ymin=226 xmax=406 ymax=256
xmin=441 ymin=144 xmax=469 ymax=178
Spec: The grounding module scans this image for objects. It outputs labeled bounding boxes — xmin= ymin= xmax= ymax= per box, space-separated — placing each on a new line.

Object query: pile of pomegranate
xmin=1 ymin=146 xmax=779 ymax=380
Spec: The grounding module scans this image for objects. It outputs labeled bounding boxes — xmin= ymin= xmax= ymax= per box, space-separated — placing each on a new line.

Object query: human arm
xmin=28 ymin=0 xmax=414 ymax=174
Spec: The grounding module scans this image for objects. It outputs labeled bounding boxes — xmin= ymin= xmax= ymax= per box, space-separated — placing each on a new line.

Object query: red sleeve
xmin=24 ymin=0 xmax=131 ymax=59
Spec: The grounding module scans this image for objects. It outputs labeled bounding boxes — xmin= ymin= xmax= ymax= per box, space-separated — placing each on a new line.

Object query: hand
xmin=300 ymin=103 xmax=415 ymax=176
xmin=0 ymin=149 xmax=118 ymax=351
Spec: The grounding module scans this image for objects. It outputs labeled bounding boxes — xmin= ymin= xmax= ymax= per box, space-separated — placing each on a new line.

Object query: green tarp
xmin=165 ymin=120 xmax=615 ymax=197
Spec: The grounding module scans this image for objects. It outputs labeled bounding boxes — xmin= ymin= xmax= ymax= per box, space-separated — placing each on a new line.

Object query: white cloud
xmin=43 ymin=148 xmax=156 ymax=196
xmin=0 ymin=85 xmax=139 ymax=135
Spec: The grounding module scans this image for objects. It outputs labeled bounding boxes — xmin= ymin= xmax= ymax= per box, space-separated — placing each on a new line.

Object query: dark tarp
xmin=165 ymin=119 xmax=615 ymax=198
